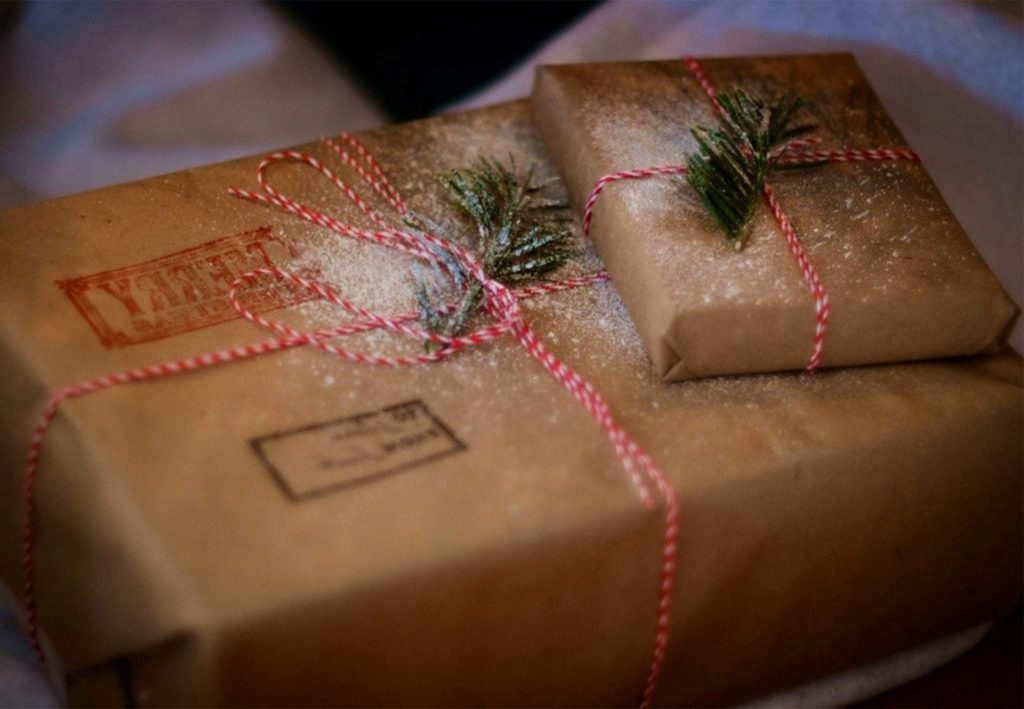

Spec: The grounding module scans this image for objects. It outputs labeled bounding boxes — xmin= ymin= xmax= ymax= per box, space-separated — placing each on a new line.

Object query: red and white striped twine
xmin=583 ymin=57 xmax=920 ymax=373
xmin=22 ymin=134 xmax=676 ymax=706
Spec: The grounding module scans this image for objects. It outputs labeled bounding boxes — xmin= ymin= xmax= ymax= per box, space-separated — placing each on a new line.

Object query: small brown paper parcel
xmin=0 ymin=100 xmax=1021 ymax=707
xmin=531 ymin=54 xmax=1017 ymax=380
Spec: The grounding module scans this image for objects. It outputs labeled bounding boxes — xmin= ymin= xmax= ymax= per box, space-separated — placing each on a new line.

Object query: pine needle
xmin=686 ymin=89 xmax=810 ymax=250
xmin=409 ymin=157 xmax=574 ymax=345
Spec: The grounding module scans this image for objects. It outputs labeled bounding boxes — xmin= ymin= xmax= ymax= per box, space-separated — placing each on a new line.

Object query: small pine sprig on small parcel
xmin=686 ymin=89 xmax=818 ymax=250
xmin=407 ymin=157 xmax=574 ymax=344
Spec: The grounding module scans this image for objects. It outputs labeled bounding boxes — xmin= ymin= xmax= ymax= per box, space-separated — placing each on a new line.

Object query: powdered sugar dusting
xmin=544 ymin=58 xmax=1004 ymax=376
xmin=227 ymin=102 xmax=995 ymax=522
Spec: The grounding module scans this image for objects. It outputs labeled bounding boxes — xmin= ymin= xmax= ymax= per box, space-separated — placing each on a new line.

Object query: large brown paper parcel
xmin=531 ymin=55 xmax=1018 ymax=380
xmin=0 ymin=101 xmax=1020 ymax=707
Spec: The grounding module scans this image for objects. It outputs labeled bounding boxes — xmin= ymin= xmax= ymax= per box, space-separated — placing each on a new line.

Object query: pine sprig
xmin=408 ymin=157 xmax=574 ymax=344
xmin=686 ymin=89 xmax=808 ymax=250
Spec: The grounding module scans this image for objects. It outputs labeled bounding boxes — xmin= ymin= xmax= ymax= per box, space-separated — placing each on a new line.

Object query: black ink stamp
xmin=251 ymin=400 xmax=466 ymax=500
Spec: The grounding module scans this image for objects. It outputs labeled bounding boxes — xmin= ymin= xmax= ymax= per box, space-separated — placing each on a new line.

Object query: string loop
xmin=22 ymin=132 xmax=677 ymax=707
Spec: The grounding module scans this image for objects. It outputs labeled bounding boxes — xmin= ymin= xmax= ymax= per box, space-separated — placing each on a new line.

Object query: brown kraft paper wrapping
xmin=530 ymin=55 xmax=1017 ymax=380
xmin=0 ymin=100 xmax=1020 ymax=707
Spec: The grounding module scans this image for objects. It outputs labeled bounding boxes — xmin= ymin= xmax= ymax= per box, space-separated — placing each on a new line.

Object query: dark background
xmin=277 ymin=1 xmax=600 ymax=120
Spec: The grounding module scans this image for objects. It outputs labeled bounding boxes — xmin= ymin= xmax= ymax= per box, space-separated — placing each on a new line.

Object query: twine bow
xmin=22 ymin=134 xmax=678 ymax=706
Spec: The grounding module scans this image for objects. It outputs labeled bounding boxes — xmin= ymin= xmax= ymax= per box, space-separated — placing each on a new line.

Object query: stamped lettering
xmin=57 ymin=227 xmax=320 ymax=348
xmin=251 ymin=400 xmax=466 ymax=500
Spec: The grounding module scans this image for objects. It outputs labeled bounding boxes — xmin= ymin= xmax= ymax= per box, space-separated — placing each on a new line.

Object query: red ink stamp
xmin=57 ymin=227 xmax=320 ymax=348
